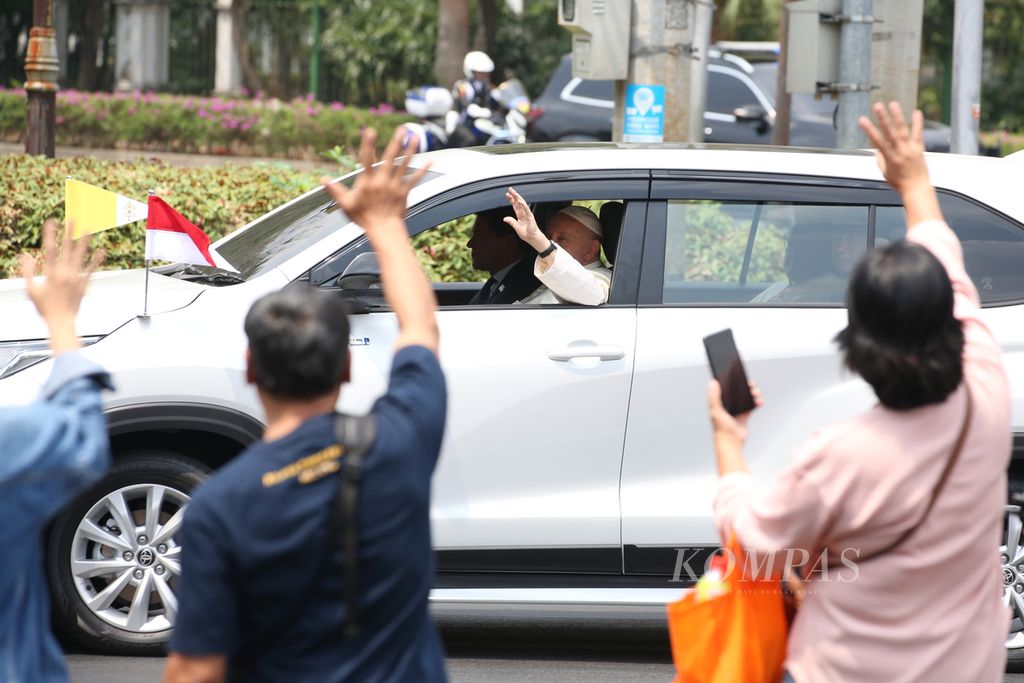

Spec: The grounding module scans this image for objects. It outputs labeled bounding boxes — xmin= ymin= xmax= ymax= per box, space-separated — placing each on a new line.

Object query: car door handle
xmin=547 ymin=345 xmax=625 ymax=361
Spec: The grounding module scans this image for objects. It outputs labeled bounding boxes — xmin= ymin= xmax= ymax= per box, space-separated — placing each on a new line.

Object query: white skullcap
xmin=553 ymin=205 xmax=602 ymax=240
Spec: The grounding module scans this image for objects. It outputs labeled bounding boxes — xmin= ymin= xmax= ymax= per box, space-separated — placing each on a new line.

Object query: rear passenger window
xmin=875 ymin=195 xmax=1024 ymax=305
xmin=662 ymin=200 xmax=868 ymax=305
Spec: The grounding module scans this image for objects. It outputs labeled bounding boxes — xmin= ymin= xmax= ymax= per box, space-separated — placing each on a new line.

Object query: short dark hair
xmin=836 ymin=242 xmax=964 ymax=410
xmin=476 ymin=206 xmax=530 ymax=253
xmin=244 ymin=285 xmax=351 ymax=399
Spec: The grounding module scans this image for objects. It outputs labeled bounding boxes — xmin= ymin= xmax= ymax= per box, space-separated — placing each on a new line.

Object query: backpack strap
xmin=854 ymin=386 xmax=973 ymax=564
xmin=238 ymin=413 xmax=377 ymax=660
xmin=331 ymin=413 xmax=377 ymax=639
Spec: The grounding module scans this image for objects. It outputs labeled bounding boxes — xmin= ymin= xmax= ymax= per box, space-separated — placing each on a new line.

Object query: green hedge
xmin=0 ymin=153 xmax=338 ymax=277
xmin=0 ymin=153 xmax=491 ymax=284
xmin=0 ymin=88 xmax=412 ymax=160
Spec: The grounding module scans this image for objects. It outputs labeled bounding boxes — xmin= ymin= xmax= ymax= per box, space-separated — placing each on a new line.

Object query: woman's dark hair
xmin=244 ymin=284 xmax=351 ymax=399
xmin=835 ymin=241 xmax=964 ymax=410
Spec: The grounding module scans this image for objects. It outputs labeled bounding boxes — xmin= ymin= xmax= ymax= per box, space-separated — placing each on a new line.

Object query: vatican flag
xmin=65 ymin=178 xmax=148 ymax=238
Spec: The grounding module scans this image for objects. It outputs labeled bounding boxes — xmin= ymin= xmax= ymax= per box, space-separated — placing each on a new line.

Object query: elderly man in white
xmin=504 ymin=188 xmax=611 ymax=305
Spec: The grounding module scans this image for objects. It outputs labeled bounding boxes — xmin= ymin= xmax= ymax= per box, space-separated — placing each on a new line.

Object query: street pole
xmin=614 ymin=0 xmax=705 ymax=143
xmin=309 ymin=0 xmax=321 ymax=99
xmin=24 ymin=0 xmax=59 ymax=157
xmin=950 ymin=0 xmax=981 ymax=155
xmin=835 ymin=0 xmax=872 ymax=149
xmin=869 ymin=0 xmax=923 ymax=120
xmin=772 ymin=0 xmax=794 ymax=146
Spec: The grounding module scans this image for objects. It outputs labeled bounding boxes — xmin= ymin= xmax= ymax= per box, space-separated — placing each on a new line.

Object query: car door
xmin=619 ymin=174 xmax=897 ymax=581
xmin=320 ymin=172 xmax=648 ymax=579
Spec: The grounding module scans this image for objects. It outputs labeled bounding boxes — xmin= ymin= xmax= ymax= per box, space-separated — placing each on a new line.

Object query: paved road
xmin=66 ymin=605 xmax=1024 ymax=682
xmin=0 ymin=141 xmax=333 ymax=173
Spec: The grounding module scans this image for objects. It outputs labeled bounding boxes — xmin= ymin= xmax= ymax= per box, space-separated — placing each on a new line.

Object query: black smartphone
xmin=702 ymin=329 xmax=756 ymax=416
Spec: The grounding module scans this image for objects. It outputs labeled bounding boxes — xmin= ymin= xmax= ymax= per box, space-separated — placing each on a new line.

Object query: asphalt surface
xmin=66 ymin=605 xmax=1024 ymax=682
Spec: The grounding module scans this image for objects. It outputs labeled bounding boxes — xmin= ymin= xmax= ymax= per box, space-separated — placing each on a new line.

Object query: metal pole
xmin=950 ymin=0 xmax=981 ymax=155
xmin=689 ymin=0 xmax=713 ymax=143
xmin=309 ymin=0 xmax=321 ymax=99
xmin=24 ymin=0 xmax=58 ymax=157
xmin=835 ymin=0 xmax=872 ymax=149
xmin=772 ymin=0 xmax=794 ymax=146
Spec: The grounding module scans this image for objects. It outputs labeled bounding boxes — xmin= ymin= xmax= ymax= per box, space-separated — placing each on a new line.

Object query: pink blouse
xmin=715 ymin=220 xmax=1012 ymax=683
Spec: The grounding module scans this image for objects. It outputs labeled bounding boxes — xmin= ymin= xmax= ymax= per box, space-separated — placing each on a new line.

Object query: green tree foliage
xmin=715 ymin=0 xmax=781 ymax=42
xmin=491 ymin=0 xmax=570 ymax=99
xmin=921 ymin=0 xmax=1024 ymax=131
xmin=322 ymin=0 xmax=440 ymax=107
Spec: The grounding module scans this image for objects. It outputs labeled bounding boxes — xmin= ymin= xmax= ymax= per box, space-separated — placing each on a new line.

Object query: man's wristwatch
xmin=537 ymin=241 xmax=557 ymax=258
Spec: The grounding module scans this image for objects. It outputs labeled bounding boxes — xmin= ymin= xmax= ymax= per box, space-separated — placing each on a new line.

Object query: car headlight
xmin=0 ymin=336 xmax=103 ymax=380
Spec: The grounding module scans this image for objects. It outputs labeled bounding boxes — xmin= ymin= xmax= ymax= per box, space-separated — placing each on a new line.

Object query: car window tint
xmin=662 ymin=200 xmax=868 ymax=305
xmin=875 ymin=197 xmax=1024 ymax=304
xmin=569 ymin=77 xmax=615 ymax=102
xmin=706 ymin=71 xmax=759 ymax=114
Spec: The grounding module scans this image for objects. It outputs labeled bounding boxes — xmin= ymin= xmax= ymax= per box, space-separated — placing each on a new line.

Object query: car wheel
xmin=47 ymin=452 xmax=209 ymax=654
xmin=1003 ymin=482 xmax=1024 ymax=667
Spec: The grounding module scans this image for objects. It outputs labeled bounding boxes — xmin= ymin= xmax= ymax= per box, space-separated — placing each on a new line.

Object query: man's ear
xmin=245 ymin=348 xmax=255 ymax=386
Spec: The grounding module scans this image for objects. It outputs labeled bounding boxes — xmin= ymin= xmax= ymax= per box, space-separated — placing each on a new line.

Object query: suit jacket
xmin=470 ymin=257 xmax=542 ymax=305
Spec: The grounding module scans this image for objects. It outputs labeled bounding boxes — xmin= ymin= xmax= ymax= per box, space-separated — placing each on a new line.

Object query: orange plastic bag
xmin=666 ymin=536 xmax=788 ymax=683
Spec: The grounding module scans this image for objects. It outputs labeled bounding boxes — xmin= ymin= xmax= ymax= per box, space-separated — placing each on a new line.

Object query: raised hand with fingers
xmin=503 ymin=187 xmax=549 ymax=253
xmin=858 ymin=101 xmax=942 ymax=226
xmin=19 ymin=219 xmax=105 ymax=354
xmin=320 ymin=127 xmax=431 ymax=244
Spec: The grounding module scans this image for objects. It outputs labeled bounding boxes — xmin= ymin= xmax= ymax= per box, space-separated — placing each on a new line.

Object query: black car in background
xmin=528 ymin=53 xmax=953 ymax=152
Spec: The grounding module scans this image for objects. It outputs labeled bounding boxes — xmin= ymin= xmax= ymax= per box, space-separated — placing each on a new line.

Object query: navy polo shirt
xmin=170 ymin=345 xmax=447 ymax=683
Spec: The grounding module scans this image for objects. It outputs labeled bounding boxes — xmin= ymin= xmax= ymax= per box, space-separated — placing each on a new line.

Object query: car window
xmin=662 ymin=200 xmax=868 ymax=305
xmin=215 ymin=169 xmax=440 ymax=281
xmin=706 ymin=71 xmax=761 ymax=115
xmin=568 ymin=77 xmax=615 ymax=103
xmin=875 ymin=195 xmax=1024 ymax=304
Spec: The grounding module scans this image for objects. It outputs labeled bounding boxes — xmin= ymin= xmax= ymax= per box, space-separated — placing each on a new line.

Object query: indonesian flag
xmin=145 ymin=196 xmax=216 ymax=267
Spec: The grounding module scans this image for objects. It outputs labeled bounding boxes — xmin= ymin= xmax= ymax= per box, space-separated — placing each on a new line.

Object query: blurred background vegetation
xmin=1 ymin=0 xmax=1020 ymax=134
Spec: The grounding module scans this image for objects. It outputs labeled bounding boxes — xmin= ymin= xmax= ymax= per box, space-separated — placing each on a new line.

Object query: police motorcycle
xmin=400 ymin=79 xmax=531 ymax=151
xmin=400 ymin=86 xmax=455 ymax=153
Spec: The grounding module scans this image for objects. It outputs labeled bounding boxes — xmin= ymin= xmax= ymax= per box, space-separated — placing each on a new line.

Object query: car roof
xmin=408 ymin=143 xmax=1024 ymax=223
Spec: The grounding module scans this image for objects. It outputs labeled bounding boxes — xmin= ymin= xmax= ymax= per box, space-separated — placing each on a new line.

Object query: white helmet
xmin=463 ymin=51 xmax=494 ymax=80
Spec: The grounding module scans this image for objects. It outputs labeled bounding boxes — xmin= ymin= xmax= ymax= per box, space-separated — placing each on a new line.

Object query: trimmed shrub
xmin=0 ymin=88 xmax=412 ymax=160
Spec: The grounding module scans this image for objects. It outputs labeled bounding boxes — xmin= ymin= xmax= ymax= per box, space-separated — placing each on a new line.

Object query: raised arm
xmin=858 ymin=103 xmax=943 ymax=230
xmin=321 ymin=129 xmax=438 ymax=355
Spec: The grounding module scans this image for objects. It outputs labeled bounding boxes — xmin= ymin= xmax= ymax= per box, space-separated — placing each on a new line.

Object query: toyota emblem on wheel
xmin=137 ymin=548 xmax=155 ymax=568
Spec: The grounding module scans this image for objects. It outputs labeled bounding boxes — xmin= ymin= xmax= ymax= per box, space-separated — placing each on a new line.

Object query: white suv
xmin=2 ymin=144 xmax=1023 ymax=657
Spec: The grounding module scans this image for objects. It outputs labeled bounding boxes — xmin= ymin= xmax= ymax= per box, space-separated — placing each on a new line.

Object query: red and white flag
xmin=146 ymin=196 xmax=216 ymax=267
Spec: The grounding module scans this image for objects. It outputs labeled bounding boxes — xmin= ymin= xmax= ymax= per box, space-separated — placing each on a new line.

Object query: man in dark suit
xmin=466 ymin=206 xmax=541 ymax=304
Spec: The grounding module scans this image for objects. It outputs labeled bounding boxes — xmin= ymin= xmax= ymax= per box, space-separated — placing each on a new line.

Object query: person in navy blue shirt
xmin=163 ymin=128 xmax=446 ymax=683
xmin=0 ymin=220 xmax=109 ymax=683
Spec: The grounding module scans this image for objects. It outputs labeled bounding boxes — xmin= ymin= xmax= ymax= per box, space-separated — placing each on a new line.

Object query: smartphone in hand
xmin=703 ymin=329 xmax=756 ymax=416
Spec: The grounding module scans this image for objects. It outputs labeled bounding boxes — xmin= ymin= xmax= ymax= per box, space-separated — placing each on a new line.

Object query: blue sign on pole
xmin=623 ymin=84 xmax=665 ymax=143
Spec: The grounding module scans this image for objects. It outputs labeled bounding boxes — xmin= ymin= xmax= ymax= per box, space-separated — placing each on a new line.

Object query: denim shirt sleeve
xmin=0 ymin=352 xmax=113 ymax=529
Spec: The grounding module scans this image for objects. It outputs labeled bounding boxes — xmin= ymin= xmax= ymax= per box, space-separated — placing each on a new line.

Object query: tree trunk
xmin=76 ymin=0 xmax=103 ymax=90
xmin=231 ymin=0 xmax=264 ymax=94
xmin=435 ymin=0 xmax=469 ymax=87
xmin=474 ymin=0 xmax=497 ymax=58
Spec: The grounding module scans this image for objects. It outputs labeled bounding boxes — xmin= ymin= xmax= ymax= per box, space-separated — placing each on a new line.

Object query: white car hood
xmin=0 ymin=269 xmax=205 ymax=341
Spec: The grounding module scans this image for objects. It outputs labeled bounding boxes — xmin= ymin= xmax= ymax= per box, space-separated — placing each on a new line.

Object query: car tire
xmin=46 ymin=452 xmax=209 ymax=655
xmin=1004 ymin=481 xmax=1024 ymax=670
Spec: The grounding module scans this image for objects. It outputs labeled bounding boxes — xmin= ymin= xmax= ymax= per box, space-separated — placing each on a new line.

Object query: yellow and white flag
xmin=65 ymin=178 xmax=148 ymax=238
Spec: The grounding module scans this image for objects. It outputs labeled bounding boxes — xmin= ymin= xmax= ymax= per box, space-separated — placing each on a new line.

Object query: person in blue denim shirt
xmin=0 ymin=220 xmax=109 ymax=683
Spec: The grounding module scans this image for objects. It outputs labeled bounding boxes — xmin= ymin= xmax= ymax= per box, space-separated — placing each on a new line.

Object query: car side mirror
xmin=335 ymin=253 xmax=386 ymax=312
xmin=733 ymin=105 xmax=770 ymax=134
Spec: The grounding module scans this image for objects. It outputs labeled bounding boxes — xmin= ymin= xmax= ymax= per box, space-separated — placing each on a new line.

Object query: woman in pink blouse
xmin=708 ymin=102 xmax=1012 ymax=683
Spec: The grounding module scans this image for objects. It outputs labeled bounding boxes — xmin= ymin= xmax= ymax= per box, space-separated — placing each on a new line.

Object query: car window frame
xmin=306 ymin=170 xmax=651 ymax=309
xmin=641 ymin=174 xmax=900 ymax=307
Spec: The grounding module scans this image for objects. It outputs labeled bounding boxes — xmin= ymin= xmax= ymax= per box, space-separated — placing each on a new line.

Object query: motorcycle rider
xmin=448 ymin=51 xmax=496 ymax=147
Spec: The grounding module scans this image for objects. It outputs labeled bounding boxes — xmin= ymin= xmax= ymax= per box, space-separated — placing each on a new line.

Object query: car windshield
xmin=215 ymin=168 xmax=439 ymax=280
xmin=750 ymin=63 xmax=837 ymax=120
